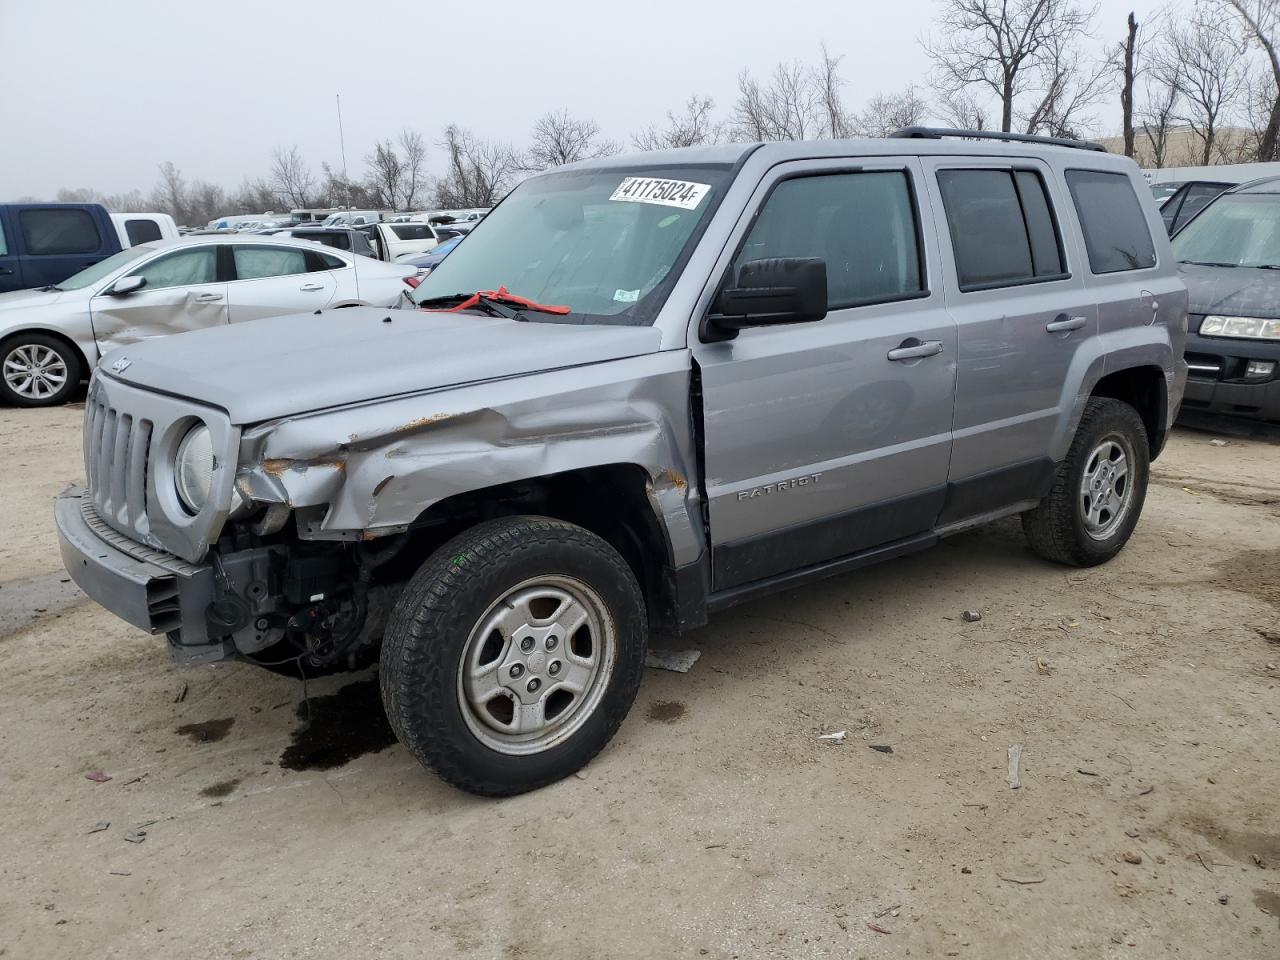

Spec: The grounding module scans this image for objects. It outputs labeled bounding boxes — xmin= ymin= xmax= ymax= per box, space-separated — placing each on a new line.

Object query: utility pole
xmin=336 ymin=93 xmax=350 ymax=208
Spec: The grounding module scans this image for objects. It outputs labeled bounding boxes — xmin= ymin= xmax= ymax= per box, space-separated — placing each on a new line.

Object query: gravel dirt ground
xmin=1 ymin=402 xmax=1277 ymax=960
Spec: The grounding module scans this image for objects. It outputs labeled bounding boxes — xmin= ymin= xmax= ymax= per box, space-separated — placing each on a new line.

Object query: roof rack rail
xmin=888 ymin=126 xmax=1107 ymax=153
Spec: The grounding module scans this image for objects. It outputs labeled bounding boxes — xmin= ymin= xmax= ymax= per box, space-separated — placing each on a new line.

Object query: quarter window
xmin=1065 ymin=169 xmax=1157 ymax=273
xmin=937 ymin=168 xmax=1066 ymax=290
xmin=234 ymin=245 xmax=307 ymax=280
xmin=131 ymin=248 xmax=217 ymax=289
xmin=19 ymin=208 xmax=102 ymax=255
xmin=124 ymin=219 xmax=163 ymax=245
xmin=736 ymin=171 xmax=924 ymax=308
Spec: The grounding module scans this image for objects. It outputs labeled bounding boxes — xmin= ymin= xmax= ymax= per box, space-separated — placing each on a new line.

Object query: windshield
xmin=410 ymin=164 xmax=731 ymax=324
xmin=56 ymin=246 xmax=154 ymax=290
xmin=1172 ymin=192 xmax=1280 ymax=267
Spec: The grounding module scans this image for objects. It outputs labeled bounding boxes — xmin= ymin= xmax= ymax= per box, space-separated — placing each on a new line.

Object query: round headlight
xmin=175 ymin=424 xmax=214 ymax=514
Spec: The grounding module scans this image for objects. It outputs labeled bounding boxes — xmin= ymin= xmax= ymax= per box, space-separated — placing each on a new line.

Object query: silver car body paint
xmin=59 ymin=137 xmax=1186 ymax=648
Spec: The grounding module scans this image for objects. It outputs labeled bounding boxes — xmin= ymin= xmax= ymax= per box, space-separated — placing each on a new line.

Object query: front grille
xmin=85 ymin=396 xmax=153 ymax=539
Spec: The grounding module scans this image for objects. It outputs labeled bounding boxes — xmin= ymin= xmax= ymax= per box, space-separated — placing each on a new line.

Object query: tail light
xmin=403 ymin=276 xmax=421 ymax=289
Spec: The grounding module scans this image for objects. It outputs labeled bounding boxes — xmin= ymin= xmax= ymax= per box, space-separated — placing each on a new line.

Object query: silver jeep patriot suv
xmin=57 ymin=129 xmax=1188 ymax=796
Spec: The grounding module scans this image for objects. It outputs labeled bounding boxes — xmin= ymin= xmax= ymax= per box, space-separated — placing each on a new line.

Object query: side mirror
xmin=707 ymin=257 xmax=827 ymax=339
xmin=108 ymin=275 xmax=147 ymax=297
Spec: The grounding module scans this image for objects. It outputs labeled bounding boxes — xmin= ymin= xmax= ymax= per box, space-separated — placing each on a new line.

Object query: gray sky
xmin=2 ymin=0 xmax=1170 ymax=199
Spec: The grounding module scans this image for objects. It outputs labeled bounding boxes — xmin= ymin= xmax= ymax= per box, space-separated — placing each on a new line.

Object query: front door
xmin=89 ymin=245 xmax=227 ymax=355
xmin=693 ymin=159 xmax=958 ymax=591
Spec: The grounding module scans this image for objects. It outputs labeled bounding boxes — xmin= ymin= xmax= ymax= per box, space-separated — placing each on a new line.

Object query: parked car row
xmin=0 ymin=234 xmax=417 ymax=406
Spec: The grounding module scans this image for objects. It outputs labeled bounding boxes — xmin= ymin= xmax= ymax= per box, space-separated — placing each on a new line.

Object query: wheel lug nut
xmin=546 ymin=636 xmax=558 ymax=651
xmin=509 ymin=663 xmax=524 ymax=679
xmin=548 ymin=660 xmax=562 ymax=676
xmin=526 ymin=678 xmax=541 ymax=693
xmin=520 ymin=637 xmax=534 ymax=652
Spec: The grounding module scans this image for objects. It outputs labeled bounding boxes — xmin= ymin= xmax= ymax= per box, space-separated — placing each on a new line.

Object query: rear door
xmin=694 ymin=158 xmax=958 ymax=590
xmin=0 ymin=210 xmax=20 ymax=293
xmin=920 ymin=157 xmax=1098 ymax=520
xmin=14 ymin=205 xmax=115 ymax=289
xmin=225 ymin=244 xmax=337 ymax=322
xmin=88 ymin=244 xmax=227 ymax=353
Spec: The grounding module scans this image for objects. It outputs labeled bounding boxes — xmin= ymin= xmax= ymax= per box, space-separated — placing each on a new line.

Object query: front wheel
xmin=0 ymin=333 xmax=81 ymax=407
xmin=380 ymin=516 xmax=647 ymax=796
xmin=1022 ymin=397 xmax=1150 ymax=567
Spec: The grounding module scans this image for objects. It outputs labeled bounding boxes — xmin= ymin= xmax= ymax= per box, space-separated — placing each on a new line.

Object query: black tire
xmin=0 ymin=332 xmax=82 ymax=407
xmin=380 ymin=516 xmax=647 ymax=797
xmin=1022 ymin=397 xmax=1150 ymax=567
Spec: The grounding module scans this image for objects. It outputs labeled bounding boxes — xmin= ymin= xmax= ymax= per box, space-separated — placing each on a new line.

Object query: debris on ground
xmin=174 ymin=683 xmax=188 ymax=704
xmin=1219 ymin=895 xmax=1230 ymax=905
xmin=84 ymin=771 xmax=111 ymax=784
xmin=961 ymin=866 xmax=973 ymax=874
xmin=961 ymin=609 xmax=982 ymax=623
xmin=1077 ymin=768 xmax=1100 ymax=777
xmin=123 ymin=831 xmax=146 ymax=844
xmin=998 ymin=874 xmax=1046 ymax=884
xmin=87 ymin=821 xmax=110 ymax=834
xmin=1122 ymin=851 xmax=1143 ymax=865
xmin=644 ymin=649 xmax=701 ymax=673
xmin=870 ymin=744 xmax=894 ymax=754
xmin=1209 ymin=439 xmax=1229 ymax=447
xmin=816 ymin=730 xmax=847 ymax=744
xmin=1007 ymin=743 xmax=1023 ymax=789
xmin=1035 ymin=657 xmax=1051 ymax=675
xmin=867 ymin=922 xmax=892 ymax=934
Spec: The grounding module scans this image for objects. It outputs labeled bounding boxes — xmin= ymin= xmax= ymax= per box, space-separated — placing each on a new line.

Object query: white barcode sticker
xmin=609 ymin=177 xmax=710 ymax=209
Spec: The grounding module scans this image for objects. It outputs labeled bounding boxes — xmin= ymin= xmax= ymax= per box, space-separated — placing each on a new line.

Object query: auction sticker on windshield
xmin=610 ymin=177 xmax=710 ymax=210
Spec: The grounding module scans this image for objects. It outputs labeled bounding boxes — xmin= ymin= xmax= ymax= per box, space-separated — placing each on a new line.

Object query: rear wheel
xmin=1022 ymin=397 xmax=1150 ymax=566
xmin=0 ymin=333 xmax=81 ymax=407
xmin=380 ymin=516 xmax=647 ymax=796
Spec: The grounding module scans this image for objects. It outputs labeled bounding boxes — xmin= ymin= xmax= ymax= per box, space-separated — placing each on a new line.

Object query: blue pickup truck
xmin=0 ymin=203 xmax=176 ymax=294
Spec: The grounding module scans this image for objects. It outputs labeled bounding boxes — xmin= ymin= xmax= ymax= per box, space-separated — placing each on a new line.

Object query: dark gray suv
xmin=57 ymin=129 xmax=1188 ymax=795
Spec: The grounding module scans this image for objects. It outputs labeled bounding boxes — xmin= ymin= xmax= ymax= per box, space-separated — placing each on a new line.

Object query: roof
xmin=1231 ymin=176 xmax=1280 ymax=194
xmin=132 ymin=234 xmax=338 ymax=252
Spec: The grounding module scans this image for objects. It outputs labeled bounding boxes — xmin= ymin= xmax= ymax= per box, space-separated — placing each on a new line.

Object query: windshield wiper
xmin=416 ymin=286 xmax=571 ymax=320
xmin=1252 ymin=264 xmax=1280 ymax=270
xmin=1180 ymin=260 xmax=1238 ymax=268
xmin=37 ymin=284 xmax=62 ymax=292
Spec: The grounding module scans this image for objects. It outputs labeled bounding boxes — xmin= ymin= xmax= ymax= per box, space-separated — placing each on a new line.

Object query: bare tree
xmin=1020 ymin=33 xmax=1111 ymax=138
xmin=364 ymin=130 xmax=429 ymax=209
xmin=1119 ymin=12 xmax=1140 ymax=156
xmin=435 ymin=124 xmax=520 ymax=208
xmin=632 ymin=95 xmax=718 ymax=150
xmin=269 ymin=145 xmax=316 ymax=209
xmin=813 ymin=45 xmax=855 ymax=138
xmin=853 ymin=86 xmax=930 ymax=137
xmin=923 ymin=0 xmax=1097 ymax=132
xmin=1167 ymin=12 xmax=1247 ymax=165
xmin=1223 ymin=0 xmax=1280 ymax=160
xmin=729 ymin=61 xmax=818 ymax=140
xmin=398 ymin=130 xmax=428 ymax=209
xmin=151 ymin=161 xmax=189 ymax=224
xmin=937 ymin=89 xmax=991 ymax=128
xmin=1137 ymin=50 xmax=1181 ymax=168
xmin=525 ymin=110 xmax=619 ymax=169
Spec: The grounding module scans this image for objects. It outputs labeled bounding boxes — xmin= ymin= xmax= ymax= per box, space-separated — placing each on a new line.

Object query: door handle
xmin=0 ymin=267 xmax=12 ymax=276
xmin=1046 ymin=314 xmax=1087 ymax=333
xmin=194 ymin=292 xmax=223 ymax=302
xmin=299 ymin=282 xmax=324 ymax=291
xmin=887 ymin=339 xmax=944 ymax=362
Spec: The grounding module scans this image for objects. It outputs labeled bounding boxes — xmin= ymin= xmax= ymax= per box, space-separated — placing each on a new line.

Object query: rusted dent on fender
xmin=250 ymin=352 xmax=706 ymax=564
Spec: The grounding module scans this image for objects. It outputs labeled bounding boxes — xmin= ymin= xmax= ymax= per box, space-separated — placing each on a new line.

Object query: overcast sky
xmin=2 ymin=0 xmax=1171 ymax=200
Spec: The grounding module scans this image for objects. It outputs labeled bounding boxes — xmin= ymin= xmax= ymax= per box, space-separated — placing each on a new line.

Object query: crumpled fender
xmin=236 ymin=351 xmax=705 ymax=566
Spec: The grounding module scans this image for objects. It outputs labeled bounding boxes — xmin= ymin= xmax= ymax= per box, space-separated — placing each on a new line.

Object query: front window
xmin=130 ymin=247 xmax=218 ymax=289
xmin=410 ymin=164 xmax=732 ymax=325
xmin=1172 ymin=192 xmax=1280 ymax=268
xmin=56 ymin=246 xmax=153 ymax=290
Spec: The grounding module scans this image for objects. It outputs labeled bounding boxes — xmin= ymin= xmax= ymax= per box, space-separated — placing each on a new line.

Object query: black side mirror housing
xmin=705 ymin=257 xmax=827 ymax=340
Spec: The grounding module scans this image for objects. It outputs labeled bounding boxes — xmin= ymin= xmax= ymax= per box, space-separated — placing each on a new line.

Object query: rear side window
xmin=1065 ymin=169 xmax=1157 ymax=273
xmin=19 ymin=208 xmax=102 ymax=255
xmin=737 ymin=170 xmax=924 ymax=308
xmin=937 ymin=169 xmax=1065 ymax=290
xmin=233 ymin=245 xmax=307 ymax=280
xmin=0 ymin=219 xmax=7 ymax=256
xmin=310 ymin=251 xmax=346 ymax=271
xmin=125 ymin=219 xmax=163 ymax=245
xmin=390 ymin=224 xmax=435 ymax=240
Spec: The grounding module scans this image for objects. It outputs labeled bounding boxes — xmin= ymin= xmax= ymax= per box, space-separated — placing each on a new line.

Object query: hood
xmin=101 ymin=306 xmax=663 ymax=424
xmin=0 ymin=286 xmax=76 ymax=309
xmin=1179 ymin=262 xmax=1280 ymax=319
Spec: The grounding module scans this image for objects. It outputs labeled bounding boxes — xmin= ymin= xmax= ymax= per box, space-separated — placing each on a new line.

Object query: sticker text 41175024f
xmin=609 ymin=177 xmax=711 ymax=210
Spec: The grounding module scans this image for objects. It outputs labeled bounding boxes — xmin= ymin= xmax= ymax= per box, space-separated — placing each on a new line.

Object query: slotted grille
xmin=84 ymin=395 xmax=153 ymax=540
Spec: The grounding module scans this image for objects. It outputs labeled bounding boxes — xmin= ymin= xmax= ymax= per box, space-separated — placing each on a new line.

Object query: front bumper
xmin=55 ymin=486 xmax=229 ymax=663
xmin=1180 ymin=331 xmax=1280 ymax=423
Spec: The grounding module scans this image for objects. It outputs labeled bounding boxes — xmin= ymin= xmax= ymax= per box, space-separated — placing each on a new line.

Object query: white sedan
xmin=0 ymin=235 xmax=418 ymax=406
